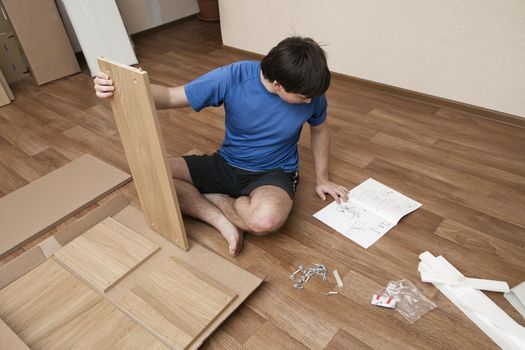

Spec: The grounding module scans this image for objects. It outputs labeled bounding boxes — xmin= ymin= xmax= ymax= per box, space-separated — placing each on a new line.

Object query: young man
xmin=94 ymin=36 xmax=348 ymax=256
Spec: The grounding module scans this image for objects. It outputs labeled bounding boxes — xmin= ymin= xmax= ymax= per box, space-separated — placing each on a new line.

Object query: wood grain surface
xmin=0 ymin=318 xmax=29 ymax=350
xmin=55 ymin=216 xmax=159 ymax=292
xmin=119 ymin=256 xmax=237 ymax=349
xmin=0 ymin=258 xmax=167 ymax=349
xmin=97 ymin=57 xmax=189 ymax=250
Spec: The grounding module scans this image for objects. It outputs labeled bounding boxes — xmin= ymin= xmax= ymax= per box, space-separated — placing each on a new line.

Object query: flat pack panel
xmin=0 ymin=259 xmax=167 ymax=350
xmin=55 ymin=217 xmax=160 ymax=292
xmin=0 ymin=318 xmax=29 ymax=350
xmin=32 ymin=298 xmax=168 ymax=350
xmin=0 ymin=197 xmax=264 ymax=350
xmin=0 ymin=259 xmax=102 ymax=346
xmin=119 ymin=256 xmax=237 ymax=349
xmin=0 ymin=79 xmax=9 ymax=106
xmin=62 ymin=0 xmax=137 ymax=76
xmin=98 ymin=57 xmax=189 ymax=250
xmin=1 ymin=0 xmax=80 ymax=85
xmin=0 ymin=154 xmax=131 ymax=258
xmin=0 ymin=68 xmax=13 ymax=100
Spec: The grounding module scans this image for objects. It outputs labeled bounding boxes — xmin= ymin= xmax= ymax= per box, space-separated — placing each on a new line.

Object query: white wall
xmin=116 ymin=0 xmax=199 ymax=34
xmin=219 ymin=0 xmax=525 ymax=118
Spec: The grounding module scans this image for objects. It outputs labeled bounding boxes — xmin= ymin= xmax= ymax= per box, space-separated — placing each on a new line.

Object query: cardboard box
xmin=0 ymin=5 xmax=12 ymax=33
xmin=2 ymin=0 xmax=80 ymax=85
xmin=0 ymin=33 xmax=30 ymax=83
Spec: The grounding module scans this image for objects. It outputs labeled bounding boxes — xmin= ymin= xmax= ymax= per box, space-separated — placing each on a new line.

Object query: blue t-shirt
xmin=184 ymin=60 xmax=327 ymax=172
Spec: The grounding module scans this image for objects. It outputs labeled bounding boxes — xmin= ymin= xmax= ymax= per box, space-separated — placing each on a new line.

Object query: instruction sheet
xmin=313 ymin=178 xmax=421 ymax=248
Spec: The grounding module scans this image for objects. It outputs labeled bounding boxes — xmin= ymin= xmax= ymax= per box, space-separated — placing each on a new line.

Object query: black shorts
xmin=183 ymin=153 xmax=299 ymax=199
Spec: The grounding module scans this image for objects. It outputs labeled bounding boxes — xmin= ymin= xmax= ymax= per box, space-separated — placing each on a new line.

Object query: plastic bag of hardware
xmin=377 ymin=279 xmax=437 ymax=323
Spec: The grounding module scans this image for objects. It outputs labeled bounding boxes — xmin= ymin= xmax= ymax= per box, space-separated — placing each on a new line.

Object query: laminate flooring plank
xmin=0 ymin=160 xmax=27 ymax=194
xmin=370 ymin=132 xmax=525 ymax=192
xmin=0 ymin=154 xmax=131 ymax=258
xmin=118 ymin=256 xmax=237 ymax=349
xmin=215 ymin=305 xmax=266 ymax=345
xmin=98 ymin=57 xmax=189 ymax=250
xmin=0 ymin=122 xmax=49 ymax=156
xmin=244 ymin=321 xmax=308 ymax=350
xmin=55 ymin=217 xmax=160 ymax=292
xmin=61 ymin=125 xmax=129 ymax=171
xmin=324 ymin=329 xmax=374 ymax=350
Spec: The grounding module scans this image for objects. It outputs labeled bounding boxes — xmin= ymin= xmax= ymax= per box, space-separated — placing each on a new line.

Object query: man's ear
xmin=272 ymin=81 xmax=283 ymax=91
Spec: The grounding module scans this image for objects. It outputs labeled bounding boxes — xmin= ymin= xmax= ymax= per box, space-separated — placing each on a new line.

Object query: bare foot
xmin=216 ymin=215 xmax=244 ymax=256
xmin=204 ymin=193 xmax=245 ymax=256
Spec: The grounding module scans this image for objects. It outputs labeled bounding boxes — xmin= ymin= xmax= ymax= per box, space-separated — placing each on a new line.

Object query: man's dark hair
xmin=260 ymin=36 xmax=330 ymax=98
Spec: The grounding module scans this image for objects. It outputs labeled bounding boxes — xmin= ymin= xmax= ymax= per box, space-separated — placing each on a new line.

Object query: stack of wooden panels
xmin=0 ymin=194 xmax=264 ymax=349
xmin=0 ymin=259 xmax=167 ymax=349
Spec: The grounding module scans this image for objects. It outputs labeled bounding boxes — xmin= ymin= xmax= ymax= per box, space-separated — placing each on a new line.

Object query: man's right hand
xmin=93 ymin=71 xmax=115 ymax=99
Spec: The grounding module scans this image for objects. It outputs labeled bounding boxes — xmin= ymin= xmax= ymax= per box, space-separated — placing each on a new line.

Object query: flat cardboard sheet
xmin=0 ymin=154 xmax=130 ymax=258
xmin=1 ymin=0 xmax=80 ymax=85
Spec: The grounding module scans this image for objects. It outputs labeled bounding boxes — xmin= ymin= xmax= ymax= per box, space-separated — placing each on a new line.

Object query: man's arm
xmin=310 ymin=121 xmax=349 ymax=203
xmin=93 ymin=71 xmax=190 ymax=109
xmin=150 ymin=84 xmax=190 ymax=109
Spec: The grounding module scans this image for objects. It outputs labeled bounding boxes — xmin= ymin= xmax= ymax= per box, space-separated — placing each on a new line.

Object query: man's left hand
xmin=315 ymin=181 xmax=349 ymax=204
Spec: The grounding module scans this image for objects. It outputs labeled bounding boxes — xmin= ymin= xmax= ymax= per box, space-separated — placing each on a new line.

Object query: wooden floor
xmin=1 ymin=18 xmax=524 ymax=350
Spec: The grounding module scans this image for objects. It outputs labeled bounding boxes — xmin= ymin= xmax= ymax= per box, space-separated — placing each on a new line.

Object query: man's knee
xmin=169 ymin=157 xmax=192 ymax=183
xmin=247 ymin=210 xmax=288 ymax=235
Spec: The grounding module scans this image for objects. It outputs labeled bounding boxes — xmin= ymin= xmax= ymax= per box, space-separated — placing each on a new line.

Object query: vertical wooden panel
xmin=97 ymin=57 xmax=189 ymax=250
